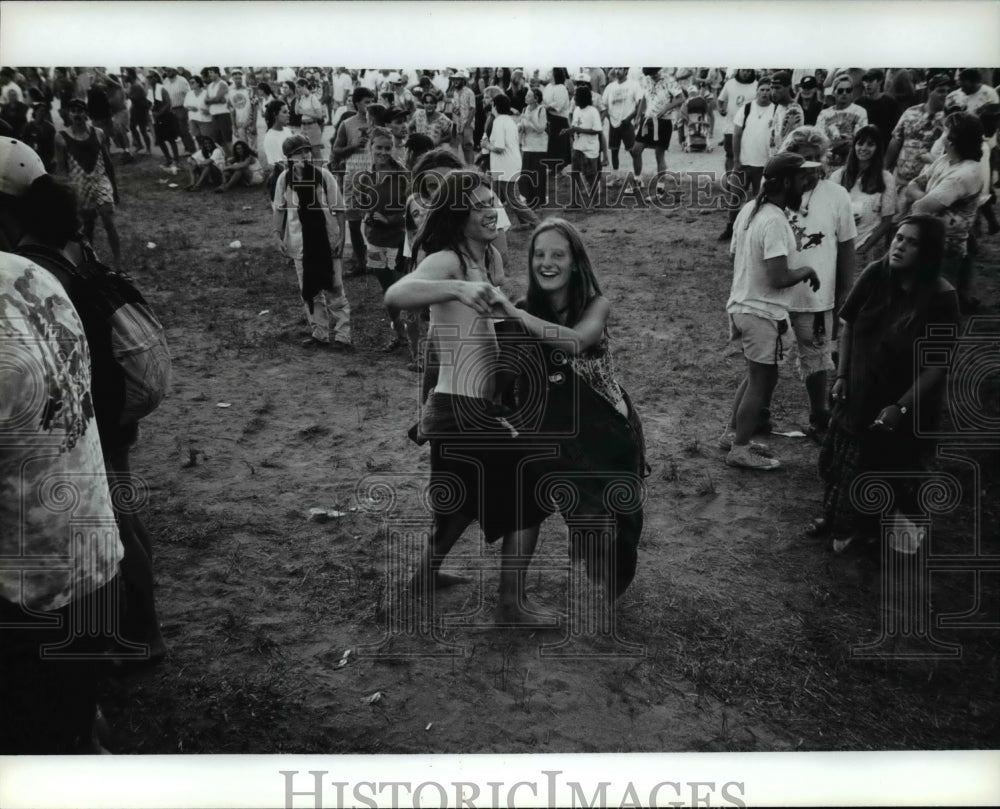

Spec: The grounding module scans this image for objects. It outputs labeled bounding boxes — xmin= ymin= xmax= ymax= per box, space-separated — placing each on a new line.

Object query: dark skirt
xmin=818 ymin=417 xmax=925 ymax=539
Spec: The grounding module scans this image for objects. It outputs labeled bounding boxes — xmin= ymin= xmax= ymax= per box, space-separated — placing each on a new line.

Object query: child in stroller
xmin=682 ymin=94 xmax=713 ymax=152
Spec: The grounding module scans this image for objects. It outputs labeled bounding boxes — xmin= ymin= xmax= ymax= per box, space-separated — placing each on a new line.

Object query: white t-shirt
xmin=571 ymin=105 xmax=602 ymax=158
xmin=333 ymin=72 xmax=354 ymax=104
xmin=543 ymin=82 xmax=571 ymax=118
xmin=602 ymin=80 xmax=640 ymax=128
xmin=207 ymin=79 xmax=230 ymax=116
xmin=734 ymin=101 xmax=778 ymax=168
xmin=829 ymin=168 xmax=897 ymax=247
xmin=184 ymin=89 xmax=212 ymax=123
xmin=946 ymin=84 xmax=999 ymax=116
xmin=262 ymin=128 xmax=292 ymax=167
xmin=785 ymin=179 xmax=857 ymax=312
xmin=727 ymin=200 xmax=798 ymax=321
xmin=717 ymin=78 xmax=757 ymax=137
xmin=489 ymin=114 xmax=522 ymax=182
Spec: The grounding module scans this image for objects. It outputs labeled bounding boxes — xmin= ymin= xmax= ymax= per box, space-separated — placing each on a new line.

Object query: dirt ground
xmin=88 ymin=137 xmax=1000 ymax=756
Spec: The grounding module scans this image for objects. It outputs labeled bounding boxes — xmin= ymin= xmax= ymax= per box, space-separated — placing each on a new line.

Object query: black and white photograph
xmin=1 ymin=2 xmax=998 ymax=807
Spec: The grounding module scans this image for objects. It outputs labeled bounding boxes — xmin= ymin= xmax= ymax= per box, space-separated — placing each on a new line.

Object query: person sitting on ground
xmin=216 ymin=139 xmax=265 ymax=193
xmin=186 ymin=135 xmax=226 ymax=191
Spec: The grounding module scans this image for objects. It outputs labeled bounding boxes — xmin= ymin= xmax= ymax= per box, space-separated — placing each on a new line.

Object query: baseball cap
xmin=451 ymin=69 xmax=469 ymax=81
xmin=387 ymin=72 xmax=402 ymax=84
xmin=282 ymin=134 xmax=312 ymax=156
xmin=573 ymin=72 xmax=590 ymax=84
xmin=799 ymin=75 xmax=818 ymax=90
xmin=770 ymin=71 xmax=792 ymax=87
xmin=862 ymin=69 xmax=884 ymax=82
xmin=0 ymin=137 xmax=46 ymax=197
xmin=66 ymin=97 xmax=88 ymax=112
xmin=763 ymin=151 xmax=821 ymax=179
xmin=927 ymin=73 xmax=954 ymax=90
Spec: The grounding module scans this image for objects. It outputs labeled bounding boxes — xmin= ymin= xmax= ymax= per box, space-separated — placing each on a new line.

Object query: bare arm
xmin=384 ymin=251 xmax=503 ymax=314
xmin=885 ymin=134 xmax=902 ymax=172
xmin=496 ymin=295 xmax=611 ymax=355
xmin=765 ymin=255 xmax=820 ymax=290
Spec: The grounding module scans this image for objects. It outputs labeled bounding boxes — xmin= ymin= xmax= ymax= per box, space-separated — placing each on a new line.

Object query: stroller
xmin=682 ymin=95 xmax=711 ymax=152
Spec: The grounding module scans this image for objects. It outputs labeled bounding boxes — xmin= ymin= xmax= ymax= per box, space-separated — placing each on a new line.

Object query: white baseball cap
xmin=0 ymin=138 xmax=46 ymax=197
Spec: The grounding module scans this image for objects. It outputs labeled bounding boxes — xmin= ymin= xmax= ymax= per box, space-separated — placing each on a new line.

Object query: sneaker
xmin=331 ymin=340 xmax=355 ymax=352
xmin=726 ymin=444 xmax=781 ymax=470
xmin=717 ymin=224 xmax=734 ymax=242
xmin=717 ymin=430 xmax=773 ymax=456
xmin=301 ymin=336 xmax=326 ymax=348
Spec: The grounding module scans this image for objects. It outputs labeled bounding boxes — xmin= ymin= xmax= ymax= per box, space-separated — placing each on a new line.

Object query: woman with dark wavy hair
xmin=809 ymin=215 xmax=960 ymax=553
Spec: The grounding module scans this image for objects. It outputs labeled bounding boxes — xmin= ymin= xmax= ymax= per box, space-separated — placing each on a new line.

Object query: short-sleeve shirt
xmin=228 ymin=86 xmax=253 ymax=126
xmin=891 ymin=104 xmax=946 ymax=185
xmin=829 ymin=167 xmax=898 ymax=247
xmin=912 ymin=156 xmax=983 ymax=258
xmin=734 ymin=101 xmax=779 ymax=168
xmin=727 ymin=200 xmax=798 ymax=321
xmin=207 ymin=79 xmax=230 ymax=116
xmin=0 ymin=254 xmax=123 ymax=611
xmin=786 ymin=179 xmax=858 ymax=312
xmin=602 ymin=81 xmax=640 ymax=128
xmin=645 ymin=76 xmax=683 ymax=123
xmin=571 ymin=105 xmax=602 ymax=158
xmin=816 ymin=104 xmax=870 ymax=165
xmin=945 ymin=84 xmax=1000 ymax=116
xmin=837 ymin=261 xmax=960 ymax=435
xmin=717 ymin=77 xmax=757 ymax=136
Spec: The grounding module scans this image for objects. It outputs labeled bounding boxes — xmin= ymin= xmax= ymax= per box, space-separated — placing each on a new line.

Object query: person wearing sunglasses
xmin=816 ymin=77 xmax=869 ymax=168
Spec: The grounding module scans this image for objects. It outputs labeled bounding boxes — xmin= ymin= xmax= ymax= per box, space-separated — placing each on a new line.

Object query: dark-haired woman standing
xmin=830 ymin=124 xmax=897 ymax=266
xmin=811 ymin=215 xmax=960 ymax=553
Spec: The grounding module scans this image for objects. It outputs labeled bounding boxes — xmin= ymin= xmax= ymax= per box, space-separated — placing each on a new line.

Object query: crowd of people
xmin=1 ymin=63 xmax=996 ymax=752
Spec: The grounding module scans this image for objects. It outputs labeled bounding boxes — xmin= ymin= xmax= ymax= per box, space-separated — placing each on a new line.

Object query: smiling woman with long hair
xmin=830 ymin=124 xmax=897 ymax=265
xmin=492 ymin=218 xmax=648 ymax=600
xmin=810 ymin=214 xmax=960 ymax=554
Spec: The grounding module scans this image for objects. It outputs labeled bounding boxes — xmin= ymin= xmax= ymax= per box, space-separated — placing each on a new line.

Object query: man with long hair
xmin=722 ymin=152 xmax=821 ymax=470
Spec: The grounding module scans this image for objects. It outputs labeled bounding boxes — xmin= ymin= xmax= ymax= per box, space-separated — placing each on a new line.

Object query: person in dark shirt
xmin=0 ymin=88 xmax=29 ymax=138
xmin=810 ymin=214 xmax=960 ymax=554
xmin=87 ymin=78 xmax=113 ymax=149
xmin=796 ymin=75 xmax=825 ymax=126
xmin=21 ymin=102 xmax=56 ymax=171
xmin=856 ymin=69 xmax=901 ymax=148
